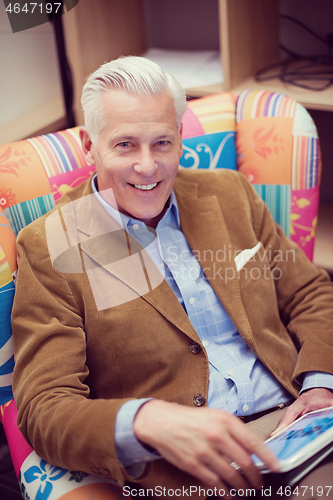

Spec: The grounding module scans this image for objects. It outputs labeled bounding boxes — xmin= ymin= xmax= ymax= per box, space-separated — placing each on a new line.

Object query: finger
xmin=229 ymin=422 xmax=280 ymax=473
xmin=183 ymin=460 xmax=226 ymax=490
xmin=232 ymin=457 xmax=263 ymax=491
xmin=211 ymin=425 xmax=268 ymax=490
xmin=204 ymin=450 xmax=257 ymax=491
xmin=156 ymin=442 xmax=222 ymax=489
xmin=153 ymin=437 xmax=232 ymax=491
xmin=215 ymin=439 xmax=264 ymax=490
xmin=273 ymin=388 xmax=333 ymax=436
xmin=271 ymin=402 xmax=304 ymax=436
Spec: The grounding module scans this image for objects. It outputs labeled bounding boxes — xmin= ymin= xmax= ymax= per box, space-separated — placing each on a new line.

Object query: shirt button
xmin=133 ymin=223 xmax=140 ymax=230
xmin=189 ymin=297 xmax=196 ymax=305
xmin=227 ymin=370 xmax=233 ymax=376
xmin=189 ymin=342 xmax=201 ymax=354
xmin=193 ymin=394 xmax=205 ymax=406
xmin=202 ymin=340 xmax=209 ymax=348
xmin=243 ymin=404 xmax=249 ymax=412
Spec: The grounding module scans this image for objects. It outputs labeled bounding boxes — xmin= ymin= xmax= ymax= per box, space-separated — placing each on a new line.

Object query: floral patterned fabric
xmin=234 ymin=90 xmax=320 ymax=261
xmin=0 ymin=129 xmax=125 ymax=499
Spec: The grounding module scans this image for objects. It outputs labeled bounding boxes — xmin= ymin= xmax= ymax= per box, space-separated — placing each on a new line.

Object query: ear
xmin=80 ymin=127 xmax=96 ymax=165
xmin=178 ymin=123 xmax=183 ymax=158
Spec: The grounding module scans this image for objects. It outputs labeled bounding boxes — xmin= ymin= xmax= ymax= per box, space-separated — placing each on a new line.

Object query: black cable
xmin=48 ymin=1 xmax=76 ymax=129
xmin=255 ymin=14 xmax=333 ymax=91
xmin=279 ymin=15 xmax=329 ymax=48
xmin=279 ymin=43 xmax=325 ymax=62
xmin=52 ymin=15 xmax=76 ymax=128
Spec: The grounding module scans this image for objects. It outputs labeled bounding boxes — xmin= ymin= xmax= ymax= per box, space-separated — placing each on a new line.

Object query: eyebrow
xmin=111 ymin=133 xmax=175 ymax=144
xmin=111 ymin=136 xmax=136 ymax=143
xmin=155 ymin=134 xmax=174 ymax=140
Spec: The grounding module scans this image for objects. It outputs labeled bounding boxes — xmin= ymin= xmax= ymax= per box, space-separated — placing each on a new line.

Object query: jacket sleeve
xmin=238 ymin=173 xmax=333 ymax=384
xmin=12 ymin=221 xmax=139 ymax=485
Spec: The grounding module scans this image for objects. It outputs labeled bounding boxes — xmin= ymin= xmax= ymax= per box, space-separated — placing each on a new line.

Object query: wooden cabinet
xmin=221 ymin=0 xmax=333 ymax=112
xmin=62 ymin=0 xmax=332 ymax=272
xmin=63 ymin=0 xmax=333 ymax=122
xmin=62 ymin=0 xmax=281 ymax=123
xmin=62 ymin=0 xmax=147 ymax=125
xmin=219 ymin=0 xmax=279 ymax=92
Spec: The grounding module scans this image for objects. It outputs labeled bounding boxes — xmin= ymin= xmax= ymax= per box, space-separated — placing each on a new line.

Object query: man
xmin=12 ymin=56 xmax=333 ymax=499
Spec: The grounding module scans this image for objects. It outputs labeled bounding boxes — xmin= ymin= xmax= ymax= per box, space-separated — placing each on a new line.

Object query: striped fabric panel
xmin=188 ymin=94 xmax=237 ymax=133
xmin=0 ymin=212 xmax=17 ymax=276
xmin=0 ymin=245 xmax=14 ymax=288
xmin=292 ymin=135 xmax=320 ymax=190
xmin=236 ymin=90 xmax=297 ymax=122
xmin=198 ymin=110 xmax=236 ymax=123
xmin=189 ymin=102 xmax=235 ymax=116
xmin=0 ymin=260 xmax=12 ymax=288
xmin=0 ymin=213 xmax=13 ymax=232
xmin=253 ymin=184 xmax=291 ymax=237
xmin=28 ymin=127 xmax=87 ymax=178
xmin=4 ymin=194 xmax=55 ymax=236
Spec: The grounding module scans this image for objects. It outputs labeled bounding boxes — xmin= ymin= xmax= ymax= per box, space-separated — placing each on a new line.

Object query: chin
xmin=140 ymin=212 xmax=160 ymax=222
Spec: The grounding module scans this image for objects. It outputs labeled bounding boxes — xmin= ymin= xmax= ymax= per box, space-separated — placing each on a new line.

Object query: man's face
xmin=81 ymin=89 xmax=183 ymax=228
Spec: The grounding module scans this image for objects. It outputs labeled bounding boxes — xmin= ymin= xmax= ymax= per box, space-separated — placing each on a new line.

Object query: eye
xmin=155 ymin=140 xmax=170 ymax=147
xmin=117 ymin=141 xmax=132 ymax=148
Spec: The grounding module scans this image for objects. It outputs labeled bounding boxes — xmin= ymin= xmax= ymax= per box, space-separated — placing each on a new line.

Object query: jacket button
xmin=193 ymin=393 xmax=205 ymax=406
xmin=92 ymin=467 xmax=100 ymax=475
xmin=189 ymin=342 xmax=201 ymax=354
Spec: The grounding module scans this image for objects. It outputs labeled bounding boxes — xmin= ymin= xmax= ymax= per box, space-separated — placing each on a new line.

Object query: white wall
xmin=0 ymin=2 xmax=62 ymax=134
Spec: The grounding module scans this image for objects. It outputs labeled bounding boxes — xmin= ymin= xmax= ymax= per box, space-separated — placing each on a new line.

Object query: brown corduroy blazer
xmin=12 ymin=169 xmax=333 ymax=496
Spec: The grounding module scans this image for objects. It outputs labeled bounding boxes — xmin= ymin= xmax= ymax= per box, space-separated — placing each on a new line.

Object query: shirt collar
xmin=91 ymin=173 xmax=180 ymax=231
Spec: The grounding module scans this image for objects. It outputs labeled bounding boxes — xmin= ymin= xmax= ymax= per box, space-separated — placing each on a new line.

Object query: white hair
xmin=81 ymin=56 xmax=187 ymax=144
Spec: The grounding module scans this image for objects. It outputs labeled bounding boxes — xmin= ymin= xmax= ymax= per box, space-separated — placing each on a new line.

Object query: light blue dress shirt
xmin=91 ymin=175 xmax=333 ymax=473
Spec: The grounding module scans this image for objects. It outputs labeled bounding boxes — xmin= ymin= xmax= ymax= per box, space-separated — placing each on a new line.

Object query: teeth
xmin=134 ymin=183 xmax=158 ymax=191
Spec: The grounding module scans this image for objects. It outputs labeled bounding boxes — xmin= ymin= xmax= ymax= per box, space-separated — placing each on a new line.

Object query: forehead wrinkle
xmin=108 ymin=128 xmax=176 ymax=144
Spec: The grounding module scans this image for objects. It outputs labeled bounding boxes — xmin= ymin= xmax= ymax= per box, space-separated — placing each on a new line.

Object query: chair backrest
xmin=0 ymin=132 xmax=127 ymax=500
xmin=0 ymin=89 xmax=321 ymax=499
xmin=181 ymin=90 xmax=321 ymax=261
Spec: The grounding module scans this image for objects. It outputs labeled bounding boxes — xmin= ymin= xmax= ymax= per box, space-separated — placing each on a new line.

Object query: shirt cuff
xmin=301 ymin=371 xmax=333 ymax=393
xmin=115 ymin=398 xmax=161 ymax=476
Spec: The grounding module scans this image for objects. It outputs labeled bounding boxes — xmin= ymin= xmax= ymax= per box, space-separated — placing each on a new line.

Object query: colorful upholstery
xmin=0 ymin=90 xmax=321 ymax=499
xmin=0 ymin=132 xmax=123 ymax=499
xmin=181 ymin=90 xmax=321 ymax=260
xmin=180 ymin=93 xmax=238 ymax=170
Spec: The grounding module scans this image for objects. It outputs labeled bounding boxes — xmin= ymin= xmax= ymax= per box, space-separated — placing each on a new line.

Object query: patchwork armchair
xmin=0 ymin=89 xmax=321 ymax=499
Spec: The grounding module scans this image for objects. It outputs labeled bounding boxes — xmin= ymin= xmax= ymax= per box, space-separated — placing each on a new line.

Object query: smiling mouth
xmin=132 ymin=182 xmax=159 ymax=191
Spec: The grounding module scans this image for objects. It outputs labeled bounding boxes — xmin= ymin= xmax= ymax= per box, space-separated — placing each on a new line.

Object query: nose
xmin=133 ymin=147 xmax=158 ymax=176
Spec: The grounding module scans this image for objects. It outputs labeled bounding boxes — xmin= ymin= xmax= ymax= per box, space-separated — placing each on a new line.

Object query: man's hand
xmin=133 ymin=400 xmax=279 ymax=491
xmin=273 ymin=388 xmax=333 ymax=436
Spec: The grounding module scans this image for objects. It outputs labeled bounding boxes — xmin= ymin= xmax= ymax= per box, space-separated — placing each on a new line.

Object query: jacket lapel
xmin=68 ymin=174 xmax=252 ymax=342
xmin=69 ymin=183 xmax=200 ymax=341
xmin=174 ymin=175 xmax=252 ymax=339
